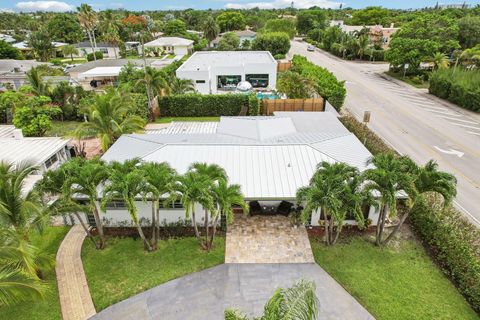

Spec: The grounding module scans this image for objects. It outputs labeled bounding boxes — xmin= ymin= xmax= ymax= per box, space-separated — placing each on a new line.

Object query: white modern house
xmin=176 ymin=51 xmax=277 ymax=94
xmin=74 ymin=41 xmax=120 ymax=59
xmin=144 ymin=37 xmax=194 ymax=56
xmin=99 ymin=112 xmax=381 ymax=227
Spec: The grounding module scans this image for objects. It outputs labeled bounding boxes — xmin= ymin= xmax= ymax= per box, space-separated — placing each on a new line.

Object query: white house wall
xmin=176 ymin=69 xmax=210 ymax=94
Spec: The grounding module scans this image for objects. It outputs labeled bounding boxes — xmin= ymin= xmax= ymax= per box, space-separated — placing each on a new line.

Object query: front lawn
xmin=0 ymin=227 xmax=70 ymax=320
xmin=311 ymin=234 xmax=478 ymax=320
xmin=45 ymin=120 xmax=82 ymax=137
xmin=82 ymin=236 xmax=225 ymax=311
xmin=155 ymin=116 xmax=220 ymax=123
xmin=385 ymin=71 xmax=430 ymax=89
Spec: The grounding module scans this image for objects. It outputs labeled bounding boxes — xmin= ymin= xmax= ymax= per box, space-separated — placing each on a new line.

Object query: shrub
xmin=248 ymin=94 xmax=260 ymax=116
xmin=251 ymin=32 xmax=291 ymax=56
xmin=410 ymin=195 xmax=480 ymax=313
xmin=49 ymin=58 xmax=63 ymax=66
xmin=292 ymin=55 xmax=346 ymax=111
xmin=159 ymin=94 xmax=258 ymax=117
xmin=429 ymin=69 xmax=480 ymax=112
xmin=87 ymin=51 xmax=104 ymax=61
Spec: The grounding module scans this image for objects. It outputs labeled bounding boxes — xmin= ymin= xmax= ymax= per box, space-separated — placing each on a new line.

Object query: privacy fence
xmin=261 ymin=98 xmax=325 ymax=115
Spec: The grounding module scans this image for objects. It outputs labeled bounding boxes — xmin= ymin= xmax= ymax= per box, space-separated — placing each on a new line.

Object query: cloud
xmin=0 ymin=8 xmax=15 ymax=13
xmin=15 ymin=1 xmax=74 ymax=12
xmin=225 ymin=0 xmax=341 ymax=9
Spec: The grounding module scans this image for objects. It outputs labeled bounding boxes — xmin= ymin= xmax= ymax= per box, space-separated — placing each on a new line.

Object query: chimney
xmin=13 ymin=128 xmax=23 ymax=139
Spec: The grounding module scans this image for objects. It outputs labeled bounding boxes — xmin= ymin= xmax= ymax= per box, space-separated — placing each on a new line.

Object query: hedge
xmin=87 ymin=51 xmax=104 ymax=61
xmin=291 ymin=55 xmax=346 ymax=111
xmin=429 ymin=69 xmax=480 ymax=112
xmin=158 ymin=93 xmax=259 ymax=117
xmin=410 ymin=195 xmax=480 ymax=313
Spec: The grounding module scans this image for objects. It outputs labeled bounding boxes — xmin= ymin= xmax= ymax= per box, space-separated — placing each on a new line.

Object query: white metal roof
xmin=0 ymin=125 xmax=15 ymax=138
xmin=177 ymin=51 xmax=277 ymax=72
xmin=144 ymin=37 xmax=194 ymax=48
xmin=102 ymin=113 xmax=373 ymax=199
xmin=146 ymin=121 xmax=219 ymax=135
xmin=80 ymin=67 xmax=123 ymax=78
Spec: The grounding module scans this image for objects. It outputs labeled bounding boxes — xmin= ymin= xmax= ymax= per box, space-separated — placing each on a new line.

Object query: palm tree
xmin=103 ymin=159 xmax=155 ymax=251
xmin=210 ymin=179 xmax=247 ymax=251
xmin=26 ymin=67 xmax=51 ymax=96
xmin=137 ymin=67 xmax=170 ymax=120
xmin=383 ymin=159 xmax=456 ymax=244
xmin=75 ymin=88 xmax=146 ymax=152
xmin=77 ymin=4 xmax=98 ymax=61
xmin=356 ymin=35 xmax=370 ymax=60
xmin=0 ymin=268 xmax=45 ymax=307
xmin=169 ymin=77 xmax=195 ymax=94
xmin=297 ymin=162 xmax=358 ymax=245
xmin=28 ymin=29 xmax=54 ymax=62
xmin=62 ymin=45 xmax=79 ymax=62
xmin=225 ymin=280 xmax=319 ymax=320
xmin=142 ymin=162 xmax=176 ymax=251
xmin=203 ymin=16 xmax=220 ymax=48
xmin=363 ymin=153 xmax=415 ymax=246
xmin=102 ymin=28 xmax=121 ymax=59
xmin=430 ymin=52 xmax=450 ymax=70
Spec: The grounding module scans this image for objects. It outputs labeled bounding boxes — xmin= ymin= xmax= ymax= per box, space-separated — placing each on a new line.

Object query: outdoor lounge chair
xmin=277 ymin=201 xmax=294 ymax=216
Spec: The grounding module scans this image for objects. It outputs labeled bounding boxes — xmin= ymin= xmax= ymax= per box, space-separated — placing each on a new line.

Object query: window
xmin=99 ymin=48 xmax=108 ymax=54
xmin=217 ymin=75 xmax=241 ymax=90
xmin=105 ymin=200 xmax=127 ymax=210
xmin=159 ymin=200 xmax=184 ymax=210
xmin=246 ymin=74 xmax=269 ymax=88
xmin=195 ymin=80 xmax=206 ymax=84
xmin=45 ymin=154 xmax=58 ymax=169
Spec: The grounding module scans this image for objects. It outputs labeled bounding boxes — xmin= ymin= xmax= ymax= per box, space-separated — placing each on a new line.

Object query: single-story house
xmin=0 ymin=125 xmax=72 ymax=191
xmin=12 ymin=41 xmax=67 ymax=52
xmin=74 ymin=41 xmax=120 ymax=59
xmin=0 ymin=33 xmax=15 ymax=43
xmin=0 ymin=59 xmax=50 ymax=89
xmin=144 ymin=37 xmax=194 ymax=56
xmin=176 ymin=51 xmax=277 ymax=94
xmin=212 ymin=30 xmax=257 ymax=48
xmin=98 ymin=112 xmax=381 ymax=227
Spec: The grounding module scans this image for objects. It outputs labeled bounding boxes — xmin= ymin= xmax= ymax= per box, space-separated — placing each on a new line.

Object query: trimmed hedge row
xmin=158 ymin=93 xmax=259 ymax=117
xmin=429 ymin=69 xmax=480 ymax=112
xmin=410 ymin=196 xmax=480 ymax=313
xmin=292 ymin=55 xmax=346 ymax=111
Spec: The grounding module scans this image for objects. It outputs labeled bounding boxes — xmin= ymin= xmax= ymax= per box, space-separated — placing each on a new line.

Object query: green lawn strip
xmin=45 ymin=121 xmax=83 ymax=137
xmin=0 ymin=227 xmax=70 ymax=320
xmin=82 ymin=236 xmax=225 ymax=311
xmin=385 ymin=71 xmax=430 ymax=89
xmin=310 ymin=236 xmax=478 ymax=320
xmin=155 ymin=116 xmax=221 ymax=123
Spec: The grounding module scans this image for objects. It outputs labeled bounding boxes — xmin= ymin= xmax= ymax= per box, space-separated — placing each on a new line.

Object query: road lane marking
xmin=451 ymin=123 xmax=480 ymax=130
xmin=433 ymin=146 xmax=464 ymax=158
xmin=423 ymin=108 xmax=464 ymax=117
xmin=421 ymin=105 xmax=447 ymax=111
xmin=435 ymin=116 xmax=479 ymax=125
xmin=468 ymin=131 xmax=480 ymax=136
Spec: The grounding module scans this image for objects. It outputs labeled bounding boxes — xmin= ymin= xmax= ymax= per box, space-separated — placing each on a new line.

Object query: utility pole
xmin=363 ymin=111 xmax=371 ymax=145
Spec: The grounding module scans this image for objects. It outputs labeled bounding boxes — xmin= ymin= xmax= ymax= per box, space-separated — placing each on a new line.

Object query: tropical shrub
xmin=251 ymin=32 xmax=291 ymax=56
xmin=248 ymin=93 xmax=260 ymax=116
xmin=429 ymin=69 xmax=480 ymax=112
xmin=410 ymin=195 xmax=480 ymax=313
xmin=159 ymin=94 xmax=258 ymax=117
xmin=12 ymin=95 xmax=61 ymax=137
xmin=87 ymin=51 xmax=104 ymax=61
xmin=291 ymin=55 xmax=346 ymax=111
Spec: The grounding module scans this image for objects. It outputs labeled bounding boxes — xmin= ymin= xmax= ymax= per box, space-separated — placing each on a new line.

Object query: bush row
xmin=158 ymin=93 xmax=259 ymax=117
xmin=339 ymin=114 xmax=396 ymax=156
xmin=429 ymin=69 xmax=480 ymax=112
xmin=291 ymin=55 xmax=346 ymax=111
xmin=410 ymin=195 xmax=480 ymax=313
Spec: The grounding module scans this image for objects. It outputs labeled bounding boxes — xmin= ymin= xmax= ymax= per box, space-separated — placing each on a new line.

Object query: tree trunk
xmin=332 ymin=224 xmax=342 ymax=245
xmin=92 ymin=201 xmax=105 ymax=249
xmin=323 ymin=207 xmax=329 ymax=245
xmin=376 ymin=204 xmax=388 ymax=246
xmin=135 ymin=222 xmax=152 ymax=251
xmin=70 ymin=53 xmax=74 ymax=61
xmin=86 ymin=30 xmax=96 ymax=61
xmin=150 ymin=200 xmax=157 ymax=250
xmin=209 ymin=213 xmax=220 ymax=250
xmin=92 ymin=30 xmax=98 ymax=55
xmin=191 ymin=205 xmax=200 ymax=239
xmin=74 ymin=212 xmax=98 ymax=249
xmin=113 ymin=47 xmax=117 ymax=59
xmin=384 ymin=210 xmax=410 ymax=245
xmin=156 ymin=205 xmax=161 ymax=244
xmin=204 ymin=208 xmax=209 ymax=250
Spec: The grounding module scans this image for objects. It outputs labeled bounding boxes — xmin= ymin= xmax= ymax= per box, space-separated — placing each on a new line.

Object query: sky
xmin=0 ymin=0 xmax=478 ymax=12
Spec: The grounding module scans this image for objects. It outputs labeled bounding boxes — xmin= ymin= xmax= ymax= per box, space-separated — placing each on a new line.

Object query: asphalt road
xmin=289 ymin=39 xmax=480 ymax=226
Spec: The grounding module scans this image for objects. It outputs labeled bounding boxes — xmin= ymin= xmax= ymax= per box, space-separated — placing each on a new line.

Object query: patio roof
xmin=80 ymin=67 xmax=124 ymax=78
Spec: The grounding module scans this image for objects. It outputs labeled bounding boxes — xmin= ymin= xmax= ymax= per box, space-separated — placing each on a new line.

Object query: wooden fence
xmin=261 ymin=98 xmax=325 ymax=115
xmin=277 ymin=61 xmax=292 ymax=72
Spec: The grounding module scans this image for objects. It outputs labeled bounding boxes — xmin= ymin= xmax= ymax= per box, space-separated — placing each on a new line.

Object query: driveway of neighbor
xmin=89 ymin=263 xmax=374 ymax=320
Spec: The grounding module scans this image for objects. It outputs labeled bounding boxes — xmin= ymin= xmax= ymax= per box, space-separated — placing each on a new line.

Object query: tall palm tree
xmin=26 ymin=67 xmax=50 ymax=97
xmin=102 ymin=27 xmax=121 ymax=59
xmin=430 ymin=52 xmax=450 ymax=70
xmin=137 ymin=67 xmax=170 ymax=120
xmin=356 ymin=35 xmax=370 ymax=60
xmin=75 ymin=88 xmax=146 ymax=152
xmin=169 ymin=77 xmax=195 ymax=94
xmin=142 ymin=162 xmax=176 ymax=251
xmin=62 ymin=45 xmax=79 ymax=62
xmin=225 ymin=280 xmax=319 ymax=320
xmin=211 ymin=179 xmax=247 ymax=251
xmin=77 ymin=4 xmax=98 ymax=61
xmin=0 ymin=268 xmax=45 ymax=307
xmin=363 ymin=153 xmax=415 ymax=246
xmin=103 ymin=159 xmax=155 ymax=251
xmin=297 ymin=162 xmax=358 ymax=245
xmin=383 ymin=159 xmax=456 ymax=244
xmin=203 ymin=16 xmax=220 ymax=48
xmin=28 ymin=29 xmax=54 ymax=62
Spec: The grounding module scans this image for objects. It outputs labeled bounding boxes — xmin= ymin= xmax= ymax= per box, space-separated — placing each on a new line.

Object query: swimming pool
xmin=256 ymin=92 xmax=280 ymax=100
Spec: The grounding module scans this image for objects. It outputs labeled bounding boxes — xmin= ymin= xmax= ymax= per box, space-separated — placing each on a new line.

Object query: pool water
xmin=256 ymin=92 xmax=280 ymax=100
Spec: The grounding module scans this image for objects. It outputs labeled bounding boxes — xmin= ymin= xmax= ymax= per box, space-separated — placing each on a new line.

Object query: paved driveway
xmin=90 ymin=263 xmax=374 ymax=320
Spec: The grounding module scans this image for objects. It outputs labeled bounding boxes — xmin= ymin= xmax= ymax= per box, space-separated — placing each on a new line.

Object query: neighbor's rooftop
xmin=144 ymin=37 xmax=194 ymax=48
xmin=176 ymin=51 xmax=277 ymax=72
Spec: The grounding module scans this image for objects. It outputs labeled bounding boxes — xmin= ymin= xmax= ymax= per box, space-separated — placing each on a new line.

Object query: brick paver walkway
xmin=225 ymin=215 xmax=315 ymax=263
xmin=56 ymin=225 xmax=96 ymax=320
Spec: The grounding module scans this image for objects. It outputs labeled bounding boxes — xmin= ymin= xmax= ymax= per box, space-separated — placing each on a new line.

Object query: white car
xmin=307 ymin=45 xmax=315 ymax=52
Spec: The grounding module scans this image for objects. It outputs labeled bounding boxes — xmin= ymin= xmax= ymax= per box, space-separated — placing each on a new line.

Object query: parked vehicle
xmin=307 ymin=45 xmax=315 ymax=52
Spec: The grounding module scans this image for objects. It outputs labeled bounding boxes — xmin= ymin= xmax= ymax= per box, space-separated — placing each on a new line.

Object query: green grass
xmin=155 ymin=116 xmax=220 ymax=123
xmin=0 ymin=227 xmax=70 ymax=320
xmin=385 ymin=71 xmax=430 ymax=89
xmin=61 ymin=58 xmax=87 ymax=64
xmin=45 ymin=121 xmax=82 ymax=137
xmin=310 ymin=235 xmax=479 ymax=320
xmin=82 ymin=236 xmax=225 ymax=311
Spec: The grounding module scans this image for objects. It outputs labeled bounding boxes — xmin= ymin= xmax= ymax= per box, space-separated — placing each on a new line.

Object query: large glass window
xmin=246 ymin=74 xmax=269 ymax=88
xmin=217 ymin=75 xmax=241 ymax=90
